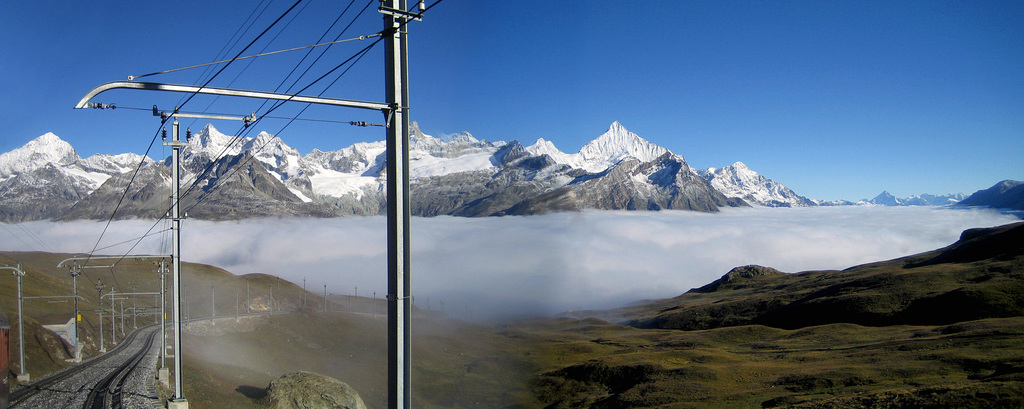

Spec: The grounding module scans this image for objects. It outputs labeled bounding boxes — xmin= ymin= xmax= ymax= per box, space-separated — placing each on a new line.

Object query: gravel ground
xmin=10 ymin=325 xmax=163 ymax=409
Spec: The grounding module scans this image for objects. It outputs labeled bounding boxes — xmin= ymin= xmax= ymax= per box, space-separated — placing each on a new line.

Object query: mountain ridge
xmin=0 ymin=123 xmax=972 ymax=222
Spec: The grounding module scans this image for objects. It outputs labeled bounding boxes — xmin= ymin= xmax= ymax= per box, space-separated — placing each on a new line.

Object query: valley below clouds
xmin=4 ymin=206 xmax=1019 ymax=321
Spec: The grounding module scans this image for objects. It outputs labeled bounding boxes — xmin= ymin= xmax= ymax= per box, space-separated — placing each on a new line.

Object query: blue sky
xmin=1 ymin=0 xmax=1021 ymax=201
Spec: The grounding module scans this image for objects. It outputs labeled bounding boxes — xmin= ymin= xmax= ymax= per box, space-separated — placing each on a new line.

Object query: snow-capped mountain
xmin=697 ymin=162 xmax=815 ymax=207
xmin=525 ymin=121 xmax=669 ymax=173
xmin=36 ymin=121 xmax=756 ymax=221
xmin=868 ymin=191 xmax=966 ymax=206
xmin=958 ymin=180 xmax=1024 ymax=210
xmin=0 ymin=133 xmax=152 ymax=222
xmin=0 ymin=132 xmax=78 ymax=178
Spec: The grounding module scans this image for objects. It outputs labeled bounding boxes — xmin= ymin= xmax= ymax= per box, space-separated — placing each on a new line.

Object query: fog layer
xmin=3 ymin=206 xmax=1018 ymax=321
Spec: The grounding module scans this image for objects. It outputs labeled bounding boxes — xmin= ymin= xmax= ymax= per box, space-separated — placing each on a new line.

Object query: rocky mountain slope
xmin=0 ymin=133 xmax=151 ymax=221
xmin=4 ymin=122 xmax=942 ymax=221
xmin=697 ymin=162 xmax=815 ymax=207
xmin=4 ymin=123 xmax=762 ymax=221
xmin=959 ymin=180 xmax=1024 ymax=210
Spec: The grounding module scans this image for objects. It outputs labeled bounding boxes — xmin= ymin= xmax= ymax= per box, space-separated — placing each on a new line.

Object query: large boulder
xmin=264 ymin=371 xmax=367 ymax=409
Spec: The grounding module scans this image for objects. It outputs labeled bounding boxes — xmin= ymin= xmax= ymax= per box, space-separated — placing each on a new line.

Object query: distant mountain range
xmin=0 ymin=122 xmax=1007 ymax=222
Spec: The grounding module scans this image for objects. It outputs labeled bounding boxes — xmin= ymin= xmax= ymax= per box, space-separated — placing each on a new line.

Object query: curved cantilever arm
xmin=57 ymin=254 xmax=169 ymax=268
xmin=75 ymin=81 xmax=392 ymax=112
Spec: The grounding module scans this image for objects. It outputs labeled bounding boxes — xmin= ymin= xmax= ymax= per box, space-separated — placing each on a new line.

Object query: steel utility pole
xmin=132 ymin=284 xmax=138 ymax=328
xmin=382 ymin=1 xmax=414 ymax=406
xmin=70 ymin=263 xmax=82 ymax=362
xmin=109 ymin=287 xmax=117 ymax=344
xmin=96 ymin=280 xmax=105 ymax=352
xmin=2 ymin=263 xmax=29 ymax=381
xmin=159 ymin=260 xmax=168 ymax=383
xmin=166 ymin=118 xmax=188 ymax=409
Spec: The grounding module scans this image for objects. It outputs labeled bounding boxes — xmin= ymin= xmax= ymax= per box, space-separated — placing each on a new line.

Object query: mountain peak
xmin=184 ymin=124 xmax=243 ymax=160
xmin=578 ymin=122 xmax=670 ymax=166
xmin=0 ymin=132 xmax=79 ymax=177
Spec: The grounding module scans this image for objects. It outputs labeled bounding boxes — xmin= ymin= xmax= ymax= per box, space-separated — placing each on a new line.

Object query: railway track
xmin=9 ymin=324 xmax=162 ymax=409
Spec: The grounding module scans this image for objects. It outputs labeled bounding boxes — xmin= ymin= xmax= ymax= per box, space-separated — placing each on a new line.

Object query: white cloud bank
xmin=2 ymin=206 xmax=1019 ymax=321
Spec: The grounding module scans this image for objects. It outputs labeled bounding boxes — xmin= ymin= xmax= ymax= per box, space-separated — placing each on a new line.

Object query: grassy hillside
xmin=603 ymin=221 xmax=1024 ymax=331
xmin=5 ymin=221 xmax=1023 ymax=408
xmin=0 ymin=250 xmax=323 ymax=387
xmin=524 ymin=221 xmax=1024 ymax=407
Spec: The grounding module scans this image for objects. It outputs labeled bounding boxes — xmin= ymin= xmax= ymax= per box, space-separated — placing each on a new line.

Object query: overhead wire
xmin=129 ymin=35 xmax=380 ymax=82
xmin=178 ymin=1 xmax=379 ymax=210
xmin=108 ymin=0 xmax=373 ymax=221
xmin=240 ymin=0 xmax=368 ymax=129
xmin=116 ymin=106 xmax=380 ymax=125
xmin=182 ymin=43 xmax=378 ymax=214
xmin=180 ymin=0 xmax=447 ymax=214
xmin=0 ymin=223 xmax=40 ymax=251
xmin=85 ymin=0 xmax=308 ymax=274
xmin=187 ymin=0 xmax=274 ymax=101
xmin=183 ymin=0 xmax=315 ymax=132
xmin=97 ymin=0 xmax=447 ymax=269
xmin=14 ymin=223 xmax=54 ymax=252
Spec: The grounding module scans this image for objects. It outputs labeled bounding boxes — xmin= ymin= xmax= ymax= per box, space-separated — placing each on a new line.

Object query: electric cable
xmin=91 ymin=0 xmax=446 ymax=270
xmin=242 ymin=0 xmax=370 ymax=126
xmin=129 ymin=35 xmax=380 ymax=82
xmin=182 ymin=43 xmax=378 ymax=215
xmin=189 ymin=0 xmax=274 ymax=94
xmin=176 ymin=32 xmax=380 ymax=205
xmin=14 ymin=222 xmax=53 ymax=252
xmin=183 ymin=0 xmax=314 ymax=132
xmin=181 ymin=0 xmax=446 ymax=213
xmin=81 ymin=0 xmax=307 ymax=269
xmin=0 ymin=223 xmax=39 ymax=251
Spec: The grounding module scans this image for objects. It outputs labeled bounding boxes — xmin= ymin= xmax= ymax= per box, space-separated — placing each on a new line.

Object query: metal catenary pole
xmin=382 ymin=0 xmax=413 ymax=406
xmin=2 ymin=264 xmax=29 ymax=381
xmin=96 ymin=280 xmax=105 ymax=352
xmin=160 ymin=260 xmax=167 ymax=369
xmin=167 ymin=118 xmax=188 ymax=407
xmin=70 ymin=263 xmax=81 ymax=361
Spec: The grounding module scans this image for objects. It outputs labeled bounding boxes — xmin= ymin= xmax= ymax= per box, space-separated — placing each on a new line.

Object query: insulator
xmin=185 ymin=128 xmax=191 ymax=142
xmin=162 ymin=128 xmax=167 ymax=141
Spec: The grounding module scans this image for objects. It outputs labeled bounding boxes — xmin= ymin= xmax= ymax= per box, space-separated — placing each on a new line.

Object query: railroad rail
xmin=9 ymin=324 xmax=161 ymax=409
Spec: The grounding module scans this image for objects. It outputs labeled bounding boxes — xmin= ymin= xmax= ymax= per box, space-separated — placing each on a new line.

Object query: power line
xmin=83 ymin=0 xmax=447 ymax=273
xmin=0 ymin=223 xmax=40 ymax=251
xmin=243 ymin=0 xmax=371 ymax=127
xmin=181 ymin=0 xmax=447 ymax=213
xmin=183 ymin=0 xmax=315 ymax=132
xmin=14 ymin=223 xmax=53 ymax=252
xmin=177 ymin=34 xmax=382 ymax=207
xmin=189 ymin=0 xmax=274 ymax=95
xmin=128 ymin=34 xmax=380 ymax=81
xmin=80 ymin=0 xmax=307 ymax=277
xmin=114 ymin=106 xmax=380 ymax=125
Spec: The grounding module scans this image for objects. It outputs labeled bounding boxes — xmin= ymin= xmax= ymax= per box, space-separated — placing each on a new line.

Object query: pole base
xmin=167 ymin=398 xmax=189 ymax=409
xmin=17 ymin=373 xmax=30 ymax=382
xmin=158 ymin=367 xmax=170 ymax=389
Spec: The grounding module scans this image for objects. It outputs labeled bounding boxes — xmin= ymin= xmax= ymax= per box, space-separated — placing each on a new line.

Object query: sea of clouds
xmin=2 ymin=206 xmax=1019 ymax=321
